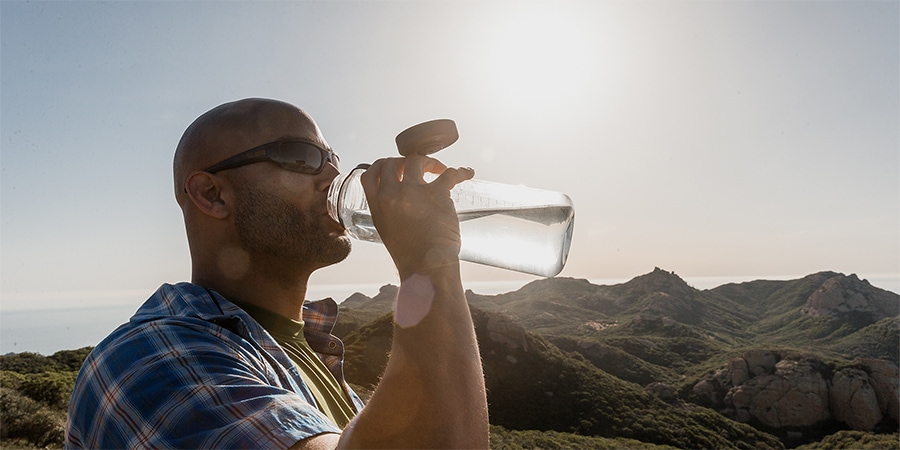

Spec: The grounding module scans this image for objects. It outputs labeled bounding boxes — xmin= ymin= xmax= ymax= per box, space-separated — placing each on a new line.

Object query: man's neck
xmin=193 ymin=258 xmax=313 ymax=322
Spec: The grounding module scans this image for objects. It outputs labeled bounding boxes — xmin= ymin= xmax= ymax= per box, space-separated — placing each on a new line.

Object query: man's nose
xmin=316 ymin=161 xmax=341 ymax=191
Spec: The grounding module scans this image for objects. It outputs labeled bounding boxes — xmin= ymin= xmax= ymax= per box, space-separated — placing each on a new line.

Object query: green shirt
xmin=231 ymin=300 xmax=357 ymax=428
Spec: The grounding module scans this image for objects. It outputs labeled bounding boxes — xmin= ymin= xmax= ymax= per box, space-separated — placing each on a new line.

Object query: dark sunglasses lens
xmin=270 ymin=142 xmax=324 ymax=173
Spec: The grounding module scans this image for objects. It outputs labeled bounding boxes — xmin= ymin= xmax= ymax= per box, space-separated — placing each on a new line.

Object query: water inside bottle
xmin=350 ymin=205 xmax=574 ymax=277
xmin=348 ymin=212 xmax=379 ymax=241
xmin=457 ymin=205 xmax=574 ymax=277
xmin=336 ymin=169 xmax=575 ymax=277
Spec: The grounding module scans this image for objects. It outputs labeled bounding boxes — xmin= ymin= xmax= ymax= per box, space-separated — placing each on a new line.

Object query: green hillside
xmin=2 ymin=269 xmax=897 ymax=449
xmin=336 ymin=268 xmax=899 ymax=448
xmin=340 ymin=307 xmax=783 ymax=449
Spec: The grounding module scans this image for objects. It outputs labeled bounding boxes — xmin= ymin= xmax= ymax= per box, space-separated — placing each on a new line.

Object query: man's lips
xmin=323 ymin=212 xmax=346 ymax=232
xmin=318 ymin=196 xmax=346 ymax=232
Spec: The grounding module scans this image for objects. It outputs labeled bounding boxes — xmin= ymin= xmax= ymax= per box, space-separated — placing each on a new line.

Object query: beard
xmin=232 ymin=182 xmax=351 ymax=267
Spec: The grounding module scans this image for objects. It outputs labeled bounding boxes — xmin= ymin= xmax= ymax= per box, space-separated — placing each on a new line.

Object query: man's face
xmin=231 ymin=173 xmax=351 ymax=267
xmin=213 ymin=101 xmax=351 ymax=269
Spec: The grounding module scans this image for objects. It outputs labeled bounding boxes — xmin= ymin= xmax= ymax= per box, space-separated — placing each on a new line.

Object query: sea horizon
xmin=2 ymin=273 xmax=897 ymax=356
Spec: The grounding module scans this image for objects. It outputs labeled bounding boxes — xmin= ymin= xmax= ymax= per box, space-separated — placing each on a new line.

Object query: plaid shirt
xmin=65 ymin=282 xmax=364 ymax=449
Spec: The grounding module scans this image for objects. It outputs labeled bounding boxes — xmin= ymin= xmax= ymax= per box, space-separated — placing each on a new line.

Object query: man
xmin=66 ymin=98 xmax=490 ymax=449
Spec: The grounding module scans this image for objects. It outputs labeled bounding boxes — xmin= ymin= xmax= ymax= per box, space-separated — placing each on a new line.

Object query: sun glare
xmin=481 ymin=5 xmax=606 ymax=115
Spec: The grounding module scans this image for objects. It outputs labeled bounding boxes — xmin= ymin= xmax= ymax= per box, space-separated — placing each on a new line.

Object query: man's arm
xmin=296 ymin=155 xmax=489 ymax=449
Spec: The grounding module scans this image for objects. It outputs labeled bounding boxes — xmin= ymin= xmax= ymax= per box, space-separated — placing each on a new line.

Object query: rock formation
xmin=802 ymin=274 xmax=899 ymax=319
xmin=692 ymin=351 xmax=899 ymax=432
xmin=830 ymin=367 xmax=882 ymax=431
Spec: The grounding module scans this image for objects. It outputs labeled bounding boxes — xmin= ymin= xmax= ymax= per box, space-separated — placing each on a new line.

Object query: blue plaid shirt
xmin=66 ymin=282 xmax=364 ymax=449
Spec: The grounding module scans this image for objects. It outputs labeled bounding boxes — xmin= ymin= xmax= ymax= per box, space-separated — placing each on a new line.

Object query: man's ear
xmin=185 ymin=172 xmax=230 ymax=219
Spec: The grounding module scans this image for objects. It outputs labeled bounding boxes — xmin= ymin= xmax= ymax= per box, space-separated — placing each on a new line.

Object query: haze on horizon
xmin=2 ymin=1 xmax=898 ymax=308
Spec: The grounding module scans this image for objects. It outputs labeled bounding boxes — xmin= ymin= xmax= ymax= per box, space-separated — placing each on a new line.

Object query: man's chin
xmin=320 ymin=236 xmax=352 ymax=266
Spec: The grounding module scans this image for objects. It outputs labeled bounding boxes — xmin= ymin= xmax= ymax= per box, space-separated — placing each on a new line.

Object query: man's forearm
xmin=332 ymin=155 xmax=489 ymax=448
xmin=337 ymin=266 xmax=489 ymax=449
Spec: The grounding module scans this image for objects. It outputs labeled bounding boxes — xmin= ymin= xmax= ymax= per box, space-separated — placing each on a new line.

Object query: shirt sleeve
xmin=67 ymin=317 xmax=342 ymax=449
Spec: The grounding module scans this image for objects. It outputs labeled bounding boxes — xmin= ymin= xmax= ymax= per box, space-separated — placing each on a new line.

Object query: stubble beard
xmin=232 ymin=183 xmax=351 ymax=268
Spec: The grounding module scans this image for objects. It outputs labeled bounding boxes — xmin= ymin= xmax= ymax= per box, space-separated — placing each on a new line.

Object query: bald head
xmin=173 ymin=98 xmax=324 ymax=204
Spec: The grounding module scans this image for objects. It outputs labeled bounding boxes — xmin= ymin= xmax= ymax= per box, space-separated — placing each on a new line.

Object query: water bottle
xmin=327 ymin=119 xmax=575 ymax=277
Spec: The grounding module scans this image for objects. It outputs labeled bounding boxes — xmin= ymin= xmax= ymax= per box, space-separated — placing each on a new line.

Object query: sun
xmin=480 ymin=4 xmax=605 ymax=115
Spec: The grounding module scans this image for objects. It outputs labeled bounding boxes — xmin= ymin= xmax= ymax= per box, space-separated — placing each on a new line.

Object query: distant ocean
xmin=1 ymin=281 xmax=527 ymax=356
xmin=2 ymin=275 xmax=897 ymax=356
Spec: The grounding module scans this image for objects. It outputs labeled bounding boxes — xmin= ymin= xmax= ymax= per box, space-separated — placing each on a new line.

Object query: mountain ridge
xmin=334 ymin=268 xmax=899 ymax=448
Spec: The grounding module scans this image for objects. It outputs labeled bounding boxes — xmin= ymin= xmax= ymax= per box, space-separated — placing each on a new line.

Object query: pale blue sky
xmin=2 ymin=0 xmax=898 ymax=310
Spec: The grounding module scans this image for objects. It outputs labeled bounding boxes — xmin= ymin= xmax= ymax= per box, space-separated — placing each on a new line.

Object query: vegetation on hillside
xmin=337 ymin=269 xmax=899 ymax=448
xmin=341 ymin=308 xmax=785 ymax=449
xmin=0 ymin=348 xmax=91 ymax=448
xmin=2 ymin=269 xmax=897 ymax=449
xmin=794 ymin=431 xmax=900 ymax=450
xmin=489 ymin=425 xmax=679 ymax=449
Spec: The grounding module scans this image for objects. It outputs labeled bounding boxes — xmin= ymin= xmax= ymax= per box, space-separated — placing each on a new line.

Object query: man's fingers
xmin=430 ymin=166 xmax=475 ymax=192
xmin=361 ymin=156 xmax=472 ymax=199
xmin=403 ymin=155 xmax=447 ymax=184
xmin=360 ymin=159 xmax=384 ymax=199
xmin=361 ymin=158 xmax=404 ymax=198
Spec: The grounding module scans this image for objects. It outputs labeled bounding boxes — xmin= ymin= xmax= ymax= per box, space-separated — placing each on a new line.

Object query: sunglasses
xmin=204 ymin=139 xmax=340 ymax=175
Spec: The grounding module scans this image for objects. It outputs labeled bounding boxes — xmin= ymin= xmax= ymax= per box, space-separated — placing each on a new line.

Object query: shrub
xmin=0 ymin=370 xmax=26 ymax=390
xmin=489 ymin=425 xmax=677 ymax=449
xmin=0 ymin=352 xmax=57 ymax=374
xmin=0 ymin=387 xmax=66 ymax=448
xmin=797 ymin=431 xmax=900 ymax=449
xmin=50 ymin=347 xmax=93 ymax=371
xmin=20 ymin=371 xmax=77 ymax=409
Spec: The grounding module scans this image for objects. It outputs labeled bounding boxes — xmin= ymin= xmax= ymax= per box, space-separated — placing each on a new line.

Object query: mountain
xmin=461 ymin=269 xmax=898 ymax=371
xmin=711 ymin=272 xmax=900 ymax=352
xmin=341 ymin=306 xmax=783 ymax=449
xmin=334 ymin=268 xmax=900 ymax=448
xmin=332 ymin=285 xmax=397 ymax=337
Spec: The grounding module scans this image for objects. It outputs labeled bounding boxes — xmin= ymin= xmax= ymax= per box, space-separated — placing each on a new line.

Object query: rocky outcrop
xmin=692 ymin=350 xmax=899 ymax=432
xmin=702 ymin=355 xmax=832 ymax=428
xmin=802 ymin=274 xmax=899 ymax=319
xmin=830 ymin=368 xmax=882 ymax=431
xmin=865 ymin=358 xmax=900 ymax=423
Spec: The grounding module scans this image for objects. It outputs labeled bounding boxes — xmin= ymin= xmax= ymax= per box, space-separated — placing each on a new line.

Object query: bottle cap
xmin=395 ymin=119 xmax=458 ymax=156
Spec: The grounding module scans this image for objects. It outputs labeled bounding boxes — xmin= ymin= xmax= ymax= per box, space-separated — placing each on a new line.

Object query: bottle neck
xmin=327 ymin=164 xmax=372 ymax=225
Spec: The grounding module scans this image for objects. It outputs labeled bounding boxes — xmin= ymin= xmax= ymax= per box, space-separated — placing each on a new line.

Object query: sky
xmin=2 ymin=0 xmax=899 ymax=314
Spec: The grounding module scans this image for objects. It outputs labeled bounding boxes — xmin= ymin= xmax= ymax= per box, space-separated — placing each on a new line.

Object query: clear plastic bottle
xmin=327 ymin=164 xmax=575 ymax=277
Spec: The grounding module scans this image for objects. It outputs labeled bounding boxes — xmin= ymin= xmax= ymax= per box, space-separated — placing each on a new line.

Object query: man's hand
xmin=360 ymin=155 xmax=474 ymax=279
